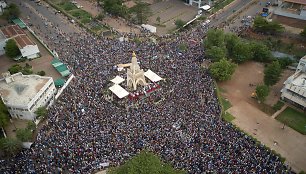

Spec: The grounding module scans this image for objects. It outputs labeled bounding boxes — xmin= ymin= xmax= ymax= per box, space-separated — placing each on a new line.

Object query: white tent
xmin=144 ymin=69 xmax=162 ymax=82
xmin=110 ymin=76 xmax=125 ymax=84
xmin=109 ymin=84 xmax=129 ymax=99
xmin=199 ymin=5 xmax=211 ymax=11
xmin=141 ymin=24 xmax=157 ymax=33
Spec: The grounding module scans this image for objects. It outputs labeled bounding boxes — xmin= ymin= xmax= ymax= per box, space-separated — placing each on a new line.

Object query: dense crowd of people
xmin=0 ymin=2 xmax=293 ymax=174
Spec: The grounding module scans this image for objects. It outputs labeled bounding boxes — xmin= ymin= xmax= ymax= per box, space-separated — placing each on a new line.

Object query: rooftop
xmin=291 ymin=73 xmax=306 ymax=87
xmin=14 ymin=35 xmax=35 ymax=48
xmin=0 ymin=73 xmax=50 ymax=107
xmin=284 ymin=0 xmax=306 ymax=5
xmin=0 ymin=25 xmax=25 ymax=39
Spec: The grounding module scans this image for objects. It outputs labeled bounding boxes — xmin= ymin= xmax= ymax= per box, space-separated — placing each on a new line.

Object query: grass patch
xmin=69 ymin=9 xmax=91 ymax=19
xmin=276 ymin=107 xmax=306 ymax=135
xmin=272 ymin=100 xmax=285 ymax=111
xmin=58 ymin=1 xmax=77 ymax=11
xmin=223 ymin=112 xmax=235 ymax=122
xmin=221 ymin=97 xmax=232 ymax=111
xmin=212 ymin=0 xmax=235 ymax=13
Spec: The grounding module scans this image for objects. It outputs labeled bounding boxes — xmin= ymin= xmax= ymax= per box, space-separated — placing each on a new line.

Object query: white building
xmin=0 ymin=72 xmax=56 ymax=120
xmin=0 ymin=1 xmax=7 ymax=15
xmin=0 ymin=25 xmax=40 ymax=59
xmin=281 ymin=55 xmax=306 ymax=110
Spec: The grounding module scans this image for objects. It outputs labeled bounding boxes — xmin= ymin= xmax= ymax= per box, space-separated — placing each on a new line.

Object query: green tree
xmin=224 ymin=33 xmax=239 ymax=57
xmin=156 ymin=16 xmax=161 ymax=24
xmin=255 ymin=84 xmax=270 ymax=103
xmin=8 ymin=64 xmax=22 ymax=74
xmin=2 ymin=3 xmax=20 ymax=20
xmin=250 ymin=42 xmax=272 ymax=62
xmin=231 ymin=41 xmax=252 ymax=63
xmin=0 ymin=138 xmax=22 ymax=156
xmin=16 ymin=128 xmax=32 ymax=142
xmin=27 ymin=121 xmax=36 ymax=131
xmin=35 ymin=107 xmax=47 ymax=119
xmin=99 ymin=0 xmax=127 ymax=17
xmin=5 ymin=39 xmax=21 ymax=58
xmin=0 ymin=112 xmax=9 ymax=128
xmin=175 ymin=19 xmax=185 ymax=29
xmin=206 ymin=46 xmax=226 ymax=62
xmin=209 ymin=58 xmax=237 ymax=81
xmin=277 ymin=57 xmax=293 ymax=69
xmin=204 ymin=29 xmax=225 ymax=49
xmin=130 ymin=1 xmax=151 ymax=24
xmin=300 ymin=26 xmax=306 ymax=39
xmin=264 ymin=61 xmax=282 ymax=86
xmin=253 ymin=16 xmax=284 ymax=34
xmin=36 ymin=71 xmax=46 ymax=76
xmin=107 ymin=150 xmax=185 ymax=174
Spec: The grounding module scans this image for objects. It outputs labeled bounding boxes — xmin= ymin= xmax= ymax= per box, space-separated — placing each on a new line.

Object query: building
xmin=0 ymin=72 xmax=56 ymax=120
xmin=127 ymin=52 xmax=147 ymax=91
xmin=0 ymin=1 xmax=7 ymax=15
xmin=0 ymin=25 xmax=40 ymax=59
xmin=274 ymin=0 xmax=306 ymax=21
xmin=281 ymin=55 xmax=306 ymax=110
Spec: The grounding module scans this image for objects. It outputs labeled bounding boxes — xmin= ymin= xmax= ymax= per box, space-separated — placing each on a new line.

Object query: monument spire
xmin=127 ymin=52 xmax=146 ymax=90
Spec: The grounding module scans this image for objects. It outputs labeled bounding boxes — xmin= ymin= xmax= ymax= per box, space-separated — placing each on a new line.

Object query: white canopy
xmin=109 ymin=84 xmax=129 ymax=99
xmin=199 ymin=5 xmax=211 ymax=11
xmin=144 ymin=69 xmax=162 ymax=82
xmin=110 ymin=76 xmax=125 ymax=84
xmin=141 ymin=24 xmax=157 ymax=33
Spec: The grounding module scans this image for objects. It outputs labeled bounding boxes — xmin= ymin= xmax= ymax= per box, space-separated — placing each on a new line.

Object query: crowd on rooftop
xmin=0 ymin=4 xmax=292 ymax=174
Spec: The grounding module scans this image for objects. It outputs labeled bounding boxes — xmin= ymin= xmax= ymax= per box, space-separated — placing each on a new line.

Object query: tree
xmin=0 ymin=112 xmax=9 ymax=128
xmin=156 ymin=16 xmax=161 ymax=24
xmin=264 ymin=61 xmax=282 ymax=86
xmin=175 ymin=19 xmax=185 ymax=29
xmin=16 ymin=128 xmax=32 ymax=142
xmin=277 ymin=57 xmax=293 ymax=69
xmin=37 ymin=71 xmax=46 ymax=76
xmin=5 ymin=39 xmax=21 ymax=58
xmin=8 ymin=64 xmax=22 ymax=74
xmin=0 ymin=138 xmax=22 ymax=156
xmin=231 ymin=41 xmax=252 ymax=63
xmin=209 ymin=58 xmax=237 ymax=81
xmin=107 ymin=150 xmax=185 ymax=174
xmin=130 ymin=1 xmax=151 ymax=24
xmin=2 ymin=3 xmax=20 ymax=20
xmin=256 ymin=85 xmax=270 ymax=103
xmin=27 ymin=121 xmax=36 ymax=131
xmin=205 ymin=46 xmax=226 ymax=62
xmin=250 ymin=42 xmax=272 ymax=62
xmin=224 ymin=33 xmax=239 ymax=57
xmin=204 ymin=29 xmax=226 ymax=49
xmin=99 ymin=0 xmax=128 ymax=17
xmin=35 ymin=107 xmax=47 ymax=119
xmin=95 ymin=12 xmax=105 ymax=21
xmin=300 ymin=26 xmax=306 ymax=39
xmin=253 ymin=16 xmax=284 ymax=34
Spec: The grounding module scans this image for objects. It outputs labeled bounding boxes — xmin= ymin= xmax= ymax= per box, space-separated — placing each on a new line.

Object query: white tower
xmin=127 ymin=52 xmax=146 ymax=91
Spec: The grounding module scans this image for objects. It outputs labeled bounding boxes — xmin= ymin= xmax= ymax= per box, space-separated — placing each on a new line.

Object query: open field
xmin=276 ymin=107 xmax=306 ymax=135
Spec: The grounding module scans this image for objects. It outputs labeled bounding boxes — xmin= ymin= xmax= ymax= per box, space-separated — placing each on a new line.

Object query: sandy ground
xmin=228 ymin=101 xmax=306 ymax=172
xmin=219 ymin=61 xmax=306 ymax=172
xmin=4 ymin=119 xmax=28 ymax=138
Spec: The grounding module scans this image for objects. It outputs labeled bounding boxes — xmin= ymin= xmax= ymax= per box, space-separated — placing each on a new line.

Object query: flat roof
xmin=284 ymin=0 xmax=306 ymax=5
xmin=109 ymin=84 xmax=129 ymax=99
xmin=144 ymin=69 xmax=162 ymax=82
xmin=14 ymin=35 xmax=35 ymax=48
xmin=292 ymin=73 xmax=306 ymax=87
xmin=110 ymin=76 xmax=125 ymax=84
xmin=0 ymin=73 xmax=51 ymax=107
xmin=0 ymin=25 xmax=25 ymax=39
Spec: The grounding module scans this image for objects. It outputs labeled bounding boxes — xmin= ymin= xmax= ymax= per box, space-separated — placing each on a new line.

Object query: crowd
xmin=0 ymin=4 xmax=293 ymax=174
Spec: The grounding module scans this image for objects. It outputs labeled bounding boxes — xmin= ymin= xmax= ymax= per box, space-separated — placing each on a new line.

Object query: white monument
xmin=127 ymin=52 xmax=146 ymax=90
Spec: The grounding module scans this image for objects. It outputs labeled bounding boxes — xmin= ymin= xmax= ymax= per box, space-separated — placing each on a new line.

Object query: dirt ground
xmin=219 ymin=61 xmax=306 ymax=173
xmin=272 ymin=15 xmax=306 ymax=29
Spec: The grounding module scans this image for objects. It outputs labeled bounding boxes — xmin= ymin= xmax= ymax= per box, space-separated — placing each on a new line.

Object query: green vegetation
xmin=300 ymin=26 xmax=306 ymax=39
xmin=8 ymin=63 xmax=33 ymax=75
xmin=250 ymin=42 xmax=272 ymax=62
xmin=209 ymin=58 xmax=237 ymax=81
xmin=273 ymin=100 xmax=285 ymax=111
xmin=1 ymin=3 xmax=20 ymax=20
xmin=253 ymin=16 xmax=284 ymax=34
xmin=16 ymin=128 xmax=32 ymax=142
xmin=58 ymin=1 xmax=77 ymax=11
xmin=175 ymin=19 xmax=185 ymax=29
xmin=276 ymin=107 xmax=306 ymax=135
xmin=108 ymin=150 xmax=185 ymax=174
xmin=98 ymin=0 xmax=128 ymax=17
xmin=264 ymin=61 xmax=282 ymax=86
xmin=35 ymin=107 xmax=48 ymax=120
xmin=36 ymin=71 xmax=46 ymax=76
xmin=223 ymin=112 xmax=235 ymax=122
xmin=130 ymin=1 xmax=151 ymax=24
xmin=5 ymin=39 xmax=21 ymax=58
xmin=0 ymin=138 xmax=22 ymax=156
xmin=205 ymin=46 xmax=226 ymax=62
xmin=27 ymin=121 xmax=36 ymax=131
xmin=221 ymin=97 xmax=232 ymax=111
xmin=255 ymin=85 xmax=269 ymax=103
xmin=212 ymin=0 xmax=235 ymax=13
